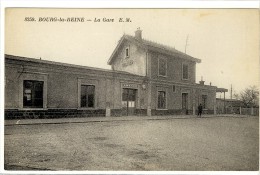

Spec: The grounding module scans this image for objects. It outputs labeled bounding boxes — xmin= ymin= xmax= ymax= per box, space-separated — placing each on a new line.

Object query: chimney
xmin=199 ymin=76 xmax=205 ymax=85
xmin=135 ymin=27 xmax=142 ymax=41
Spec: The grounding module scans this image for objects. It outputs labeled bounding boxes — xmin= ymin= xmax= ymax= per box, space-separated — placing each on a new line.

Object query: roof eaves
xmin=146 ymin=44 xmax=201 ymax=63
xmin=5 ymin=54 xmax=113 ymax=73
xmin=5 ymin=54 xmax=147 ymax=78
xmin=216 ymin=88 xmax=228 ymax=92
xmin=107 ymin=35 xmax=126 ymax=65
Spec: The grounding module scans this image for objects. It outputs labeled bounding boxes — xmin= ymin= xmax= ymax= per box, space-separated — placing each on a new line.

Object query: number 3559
xmin=24 ymin=17 xmax=36 ymax=22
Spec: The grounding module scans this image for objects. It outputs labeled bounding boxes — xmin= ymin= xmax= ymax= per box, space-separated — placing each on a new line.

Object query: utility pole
xmin=185 ymin=34 xmax=189 ymax=54
xmin=231 ymin=84 xmax=233 ymax=114
xmin=231 ymin=84 xmax=233 ymax=99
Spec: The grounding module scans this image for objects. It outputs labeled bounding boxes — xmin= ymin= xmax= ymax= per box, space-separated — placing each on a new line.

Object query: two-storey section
xmin=108 ymin=28 xmax=216 ymax=115
xmin=149 ymin=51 xmax=197 ymax=83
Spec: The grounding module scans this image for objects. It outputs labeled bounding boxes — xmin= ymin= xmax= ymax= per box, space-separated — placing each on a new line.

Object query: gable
xmin=109 ymin=38 xmax=147 ymax=76
xmin=108 ymin=36 xmax=147 ymax=65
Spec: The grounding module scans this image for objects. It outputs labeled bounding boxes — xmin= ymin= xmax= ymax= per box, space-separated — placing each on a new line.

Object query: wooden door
xmin=122 ymin=88 xmax=137 ymax=116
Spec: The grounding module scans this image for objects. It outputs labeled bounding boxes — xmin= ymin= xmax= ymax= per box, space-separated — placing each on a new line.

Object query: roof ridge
xmin=108 ymin=34 xmax=201 ymax=65
xmin=124 ymin=34 xmax=193 ymax=58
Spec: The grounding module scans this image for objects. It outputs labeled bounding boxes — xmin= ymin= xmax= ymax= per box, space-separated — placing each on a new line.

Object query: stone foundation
xmin=151 ymin=109 xmax=190 ymax=116
xmin=5 ymin=108 xmax=215 ymax=120
xmin=110 ymin=109 xmax=147 ymax=117
xmin=5 ymin=109 xmax=106 ymax=120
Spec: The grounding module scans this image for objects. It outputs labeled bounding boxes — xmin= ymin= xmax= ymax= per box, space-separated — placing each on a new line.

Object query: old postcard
xmin=3 ymin=7 xmax=259 ymax=173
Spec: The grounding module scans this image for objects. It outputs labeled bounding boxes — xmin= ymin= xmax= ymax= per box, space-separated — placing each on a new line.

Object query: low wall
xmin=5 ymin=108 xmax=149 ymax=119
xmin=110 ymin=109 xmax=147 ymax=117
xmin=151 ymin=109 xmax=192 ymax=116
xmin=5 ymin=109 xmax=106 ymax=120
xmin=5 ymin=108 xmax=217 ymax=120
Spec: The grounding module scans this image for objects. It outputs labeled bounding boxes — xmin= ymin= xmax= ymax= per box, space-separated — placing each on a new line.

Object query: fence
xmin=225 ymin=107 xmax=259 ymax=116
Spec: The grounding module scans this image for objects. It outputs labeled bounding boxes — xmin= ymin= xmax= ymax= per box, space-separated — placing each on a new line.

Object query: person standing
xmin=198 ymin=103 xmax=203 ymax=117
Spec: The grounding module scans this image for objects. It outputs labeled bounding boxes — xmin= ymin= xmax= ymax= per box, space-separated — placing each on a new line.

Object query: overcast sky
xmin=5 ymin=8 xmax=259 ymax=98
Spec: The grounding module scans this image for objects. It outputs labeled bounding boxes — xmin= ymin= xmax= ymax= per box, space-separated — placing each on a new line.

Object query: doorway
xmin=122 ymin=88 xmax=137 ymax=116
xmin=182 ymin=93 xmax=188 ymax=114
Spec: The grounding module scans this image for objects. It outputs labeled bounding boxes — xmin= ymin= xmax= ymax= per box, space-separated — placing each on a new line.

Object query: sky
xmin=5 ymin=8 xmax=259 ymax=99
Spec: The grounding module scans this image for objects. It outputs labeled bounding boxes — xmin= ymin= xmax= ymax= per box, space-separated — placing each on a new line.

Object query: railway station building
xmin=5 ymin=29 xmax=223 ymax=119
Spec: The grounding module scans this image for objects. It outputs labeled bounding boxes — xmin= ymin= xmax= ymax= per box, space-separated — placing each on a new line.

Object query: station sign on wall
xmin=122 ymin=59 xmax=134 ymax=67
xmin=122 ymin=83 xmax=138 ymax=89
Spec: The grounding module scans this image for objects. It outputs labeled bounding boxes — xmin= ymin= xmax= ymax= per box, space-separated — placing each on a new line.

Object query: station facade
xmin=5 ymin=29 xmax=219 ymax=119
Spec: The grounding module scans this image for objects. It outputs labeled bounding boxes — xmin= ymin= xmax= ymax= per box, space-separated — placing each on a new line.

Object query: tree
xmin=234 ymin=86 xmax=259 ymax=107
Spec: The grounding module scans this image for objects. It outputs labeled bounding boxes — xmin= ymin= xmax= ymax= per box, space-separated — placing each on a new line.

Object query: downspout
xmin=146 ymin=51 xmax=151 ymax=116
xmin=146 ymin=52 xmax=148 ymax=77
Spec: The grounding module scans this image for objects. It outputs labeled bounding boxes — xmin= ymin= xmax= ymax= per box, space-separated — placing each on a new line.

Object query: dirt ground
xmin=4 ymin=116 xmax=259 ymax=171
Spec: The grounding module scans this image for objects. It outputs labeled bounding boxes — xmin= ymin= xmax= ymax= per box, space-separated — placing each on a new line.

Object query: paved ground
xmin=4 ymin=115 xmax=259 ymax=171
xmin=4 ymin=114 xmax=252 ymax=125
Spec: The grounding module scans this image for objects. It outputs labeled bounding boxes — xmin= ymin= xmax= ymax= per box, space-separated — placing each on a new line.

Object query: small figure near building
xmin=198 ymin=103 xmax=203 ymax=117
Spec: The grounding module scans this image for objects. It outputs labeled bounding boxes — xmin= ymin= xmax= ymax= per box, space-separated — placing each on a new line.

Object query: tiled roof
xmin=108 ymin=34 xmax=201 ymax=65
xmin=5 ymin=54 xmax=143 ymax=77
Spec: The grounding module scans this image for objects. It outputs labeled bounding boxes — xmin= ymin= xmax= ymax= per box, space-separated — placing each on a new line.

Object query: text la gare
xmin=94 ymin=17 xmax=131 ymax=22
xmin=94 ymin=18 xmax=114 ymax=22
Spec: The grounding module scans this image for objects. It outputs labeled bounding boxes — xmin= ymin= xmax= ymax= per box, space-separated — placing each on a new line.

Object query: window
xmin=125 ymin=47 xmax=129 ymax=58
xmin=158 ymin=58 xmax=167 ymax=76
xmin=122 ymin=88 xmax=136 ymax=101
xmin=172 ymin=85 xmax=176 ymax=93
xmin=23 ymin=80 xmax=43 ymax=108
xmin=81 ymin=85 xmax=95 ymax=108
xmin=183 ymin=64 xmax=188 ymax=79
xmin=182 ymin=93 xmax=188 ymax=109
xmin=122 ymin=88 xmax=127 ymax=101
xmin=202 ymin=95 xmax=207 ymax=109
xmin=122 ymin=88 xmax=137 ymax=109
xmin=157 ymin=91 xmax=166 ymax=109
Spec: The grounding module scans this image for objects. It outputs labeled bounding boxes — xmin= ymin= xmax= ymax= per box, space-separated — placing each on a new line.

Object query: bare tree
xmin=234 ymin=86 xmax=259 ymax=107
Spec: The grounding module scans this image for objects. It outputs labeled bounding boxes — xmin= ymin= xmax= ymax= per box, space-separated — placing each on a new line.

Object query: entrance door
xmin=122 ymin=88 xmax=137 ymax=116
xmin=182 ymin=93 xmax=188 ymax=114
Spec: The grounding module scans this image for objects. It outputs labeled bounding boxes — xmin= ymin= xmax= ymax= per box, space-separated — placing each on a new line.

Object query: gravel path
xmin=4 ymin=116 xmax=259 ymax=171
